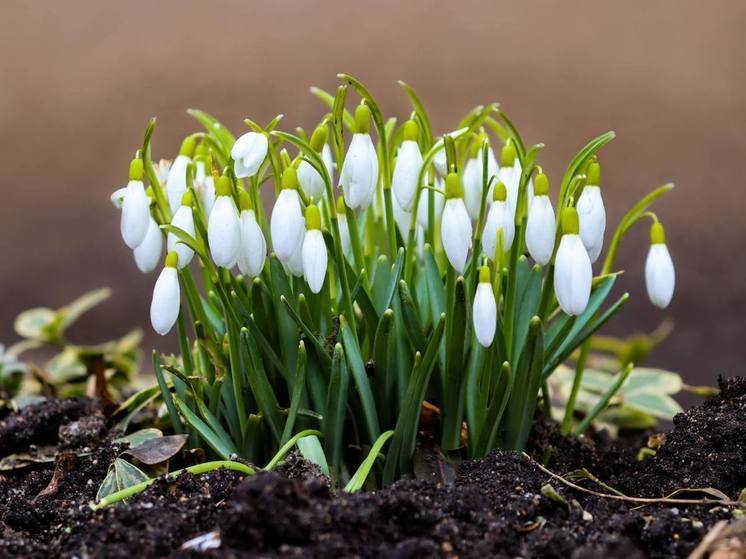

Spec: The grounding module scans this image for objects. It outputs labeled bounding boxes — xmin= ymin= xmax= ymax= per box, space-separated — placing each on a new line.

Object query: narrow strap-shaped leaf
xmin=240 ymin=328 xmax=283 ymax=443
xmin=297 ymin=435 xmax=330 ymax=477
xmin=473 ymin=362 xmax=513 ymax=456
xmin=264 ymin=429 xmax=323 ymax=471
xmin=280 ymin=342 xmax=307 ymax=446
xmin=511 ymin=263 xmax=543 ymax=361
xmin=187 ymin=109 xmax=235 ymax=160
xmin=441 ymin=277 xmax=467 ymax=450
xmin=193 ymin=397 xmax=239 ymax=456
xmin=173 ymin=395 xmax=236 ymax=459
xmin=344 ymin=430 xmax=395 ymax=492
xmin=398 ymin=280 xmax=427 ymax=353
xmin=280 ymin=296 xmax=332 ymax=369
xmin=324 ymin=343 xmax=349 ymax=473
xmin=371 ymin=309 xmax=395 ymax=428
xmin=152 ymin=352 xmax=184 ymax=434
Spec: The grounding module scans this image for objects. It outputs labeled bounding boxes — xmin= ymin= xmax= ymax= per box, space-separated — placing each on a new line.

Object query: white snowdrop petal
xmin=231 ymin=132 xmax=268 ymax=179
xmin=208 ymin=197 xmax=241 ymax=268
xmin=196 ymin=175 xmax=216 ymax=218
xmin=237 ymin=210 xmax=267 ymax=277
xmin=577 ymin=186 xmax=606 ymax=263
xmin=340 ymin=134 xmax=378 ymax=210
xmin=554 ymin=234 xmax=592 ymax=316
xmin=525 ymin=196 xmax=556 ymax=266
xmin=322 ymin=144 xmax=335 ymax=185
xmin=150 ymin=267 xmax=180 ymax=335
xmin=392 ymin=195 xmax=412 ymax=240
xmin=270 ymin=189 xmax=306 ymax=262
xmin=645 ymin=244 xmax=675 ymax=308
xmin=462 ymin=158 xmax=483 ymax=220
xmin=441 ymin=199 xmax=472 ymax=273
xmin=433 ymin=149 xmax=448 ymax=177
xmin=297 ymin=159 xmax=326 ymax=200
xmin=120 ymin=180 xmax=151 ymax=249
xmin=337 ymin=215 xmax=351 ymax=256
xmin=285 ymin=240 xmax=305 ymax=277
xmin=166 ymin=155 xmax=190 ymax=214
xmin=167 ymin=206 xmax=196 ymax=268
xmin=481 ymin=201 xmax=515 ymax=258
xmin=416 ymin=178 xmax=445 ymax=230
xmin=110 ymin=187 xmax=128 ymax=209
xmin=302 ymin=230 xmax=328 ymax=293
xmin=134 ymin=217 xmax=163 ymax=274
xmin=392 ymin=140 xmax=423 ymax=212
xmin=473 ymin=283 xmax=497 ymax=347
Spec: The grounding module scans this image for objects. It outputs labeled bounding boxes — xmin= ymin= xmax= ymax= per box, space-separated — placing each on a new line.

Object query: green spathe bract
xmin=115 ymin=74 xmax=676 ymax=490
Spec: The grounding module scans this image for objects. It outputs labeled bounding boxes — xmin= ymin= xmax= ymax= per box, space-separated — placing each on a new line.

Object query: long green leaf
xmin=344 ymin=430 xmax=395 ymax=492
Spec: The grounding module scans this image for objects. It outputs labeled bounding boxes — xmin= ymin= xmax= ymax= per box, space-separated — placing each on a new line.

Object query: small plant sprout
xmin=112 ymin=75 xmax=678 ymax=489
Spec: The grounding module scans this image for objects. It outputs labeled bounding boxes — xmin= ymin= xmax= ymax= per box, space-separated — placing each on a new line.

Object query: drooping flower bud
xmin=340 ymin=104 xmax=378 ymax=210
xmin=335 ymin=196 xmax=352 ymax=256
xmin=473 ymin=266 xmax=497 ymax=347
xmin=271 ymin=167 xmax=306 ymax=263
xmin=392 ymin=120 xmax=424 ymax=212
xmin=525 ymin=172 xmax=556 ymax=266
xmin=463 ymin=140 xmax=500 ymax=220
xmin=416 ymin=177 xmax=445 ymax=231
xmin=577 ymin=162 xmax=606 ymax=263
xmin=167 ymin=191 xmax=196 ymax=268
xmin=166 ymin=137 xmax=195 ymax=214
xmin=236 ymin=190 xmax=267 ymax=278
xmin=120 ymin=158 xmax=151 ymax=249
xmin=150 ymin=252 xmax=181 ymax=336
xmin=497 ymin=142 xmax=519 ymax=215
xmin=301 ymin=203 xmax=327 ymax=293
xmin=194 ymin=145 xmax=216 ymax=218
xmin=554 ymin=207 xmax=592 ymax=316
xmin=297 ymin=124 xmax=329 ymax=200
xmin=482 ymin=182 xmax=515 ymax=258
xmin=441 ymin=172 xmax=473 ymax=273
xmin=231 ymin=131 xmax=269 ymax=179
xmin=133 ymin=215 xmax=163 ymax=274
xmin=645 ymin=222 xmax=675 ymax=308
xmin=208 ymin=176 xmax=241 ymax=268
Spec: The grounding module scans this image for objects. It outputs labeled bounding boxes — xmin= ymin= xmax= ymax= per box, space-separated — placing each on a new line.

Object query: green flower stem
xmin=561 ymin=340 xmax=590 ymax=434
xmin=91 ymin=460 xmax=256 ymax=510
xmin=383 ymin=186 xmax=398 ymax=258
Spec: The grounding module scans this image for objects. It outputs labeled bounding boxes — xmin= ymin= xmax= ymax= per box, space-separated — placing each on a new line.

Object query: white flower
xmin=110 ymin=187 xmax=127 ymax=209
xmin=554 ymin=209 xmax=592 ymax=316
xmin=577 ymin=163 xmax=605 ymax=263
xmin=133 ymin=216 xmax=162 ymax=274
xmin=473 ymin=267 xmax=497 ymax=347
xmin=237 ymin=207 xmax=266 ymax=278
xmin=301 ymin=204 xmax=327 ymax=293
xmin=322 ymin=143 xmax=334 ymax=185
xmin=645 ymin=223 xmax=675 ymax=308
xmin=463 ymin=145 xmax=499 ymax=220
xmin=525 ymin=174 xmax=556 ymax=266
xmin=154 ymin=159 xmax=172 ymax=185
xmin=481 ymin=182 xmax=514 ymax=258
xmin=150 ymin=253 xmax=181 ymax=336
xmin=416 ymin=177 xmax=445 ymax=231
xmin=297 ymin=159 xmax=326 ymax=200
xmin=271 ymin=168 xmax=306 ymax=263
xmin=166 ymin=137 xmax=195 ymax=214
xmin=194 ymin=160 xmax=216 ymax=217
xmin=231 ymin=132 xmax=268 ymax=179
xmin=340 ymin=105 xmax=378 ymax=210
xmin=433 ymin=148 xmax=448 ymax=177
xmin=120 ymin=178 xmax=151 ymax=249
xmin=392 ymin=193 xmax=412 ymax=241
xmin=167 ymin=197 xmax=196 ymax=268
xmin=336 ymin=197 xmax=352 ymax=256
xmin=392 ymin=121 xmax=423 ymax=212
xmin=208 ymin=177 xmax=241 ymax=268
xmin=285 ymin=240 xmax=305 ymax=277
xmin=441 ymin=173 xmax=473 ymax=273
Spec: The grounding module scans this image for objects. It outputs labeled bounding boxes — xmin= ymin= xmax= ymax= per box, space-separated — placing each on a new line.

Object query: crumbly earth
xmin=0 ymin=378 xmax=744 ymax=558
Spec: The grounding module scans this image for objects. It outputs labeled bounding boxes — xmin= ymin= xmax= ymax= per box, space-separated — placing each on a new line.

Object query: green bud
xmin=180 ymin=190 xmax=193 ymax=207
xmin=534 ymin=172 xmax=549 ymax=196
xmin=281 ymin=166 xmax=298 ymax=190
xmin=561 ymin=207 xmax=580 ymax=235
xmin=238 ymin=189 xmax=252 ymax=211
xmin=179 ymin=136 xmax=196 ymax=158
xmin=587 ymin=162 xmax=601 ymax=186
xmin=445 ymin=172 xmax=463 ymax=199
xmin=650 ymin=222 xmax=666 ymax=244
xmin=493 ymin=181 xmax=507 ymax=202
xmin=165 ymin=251 xmax=179 ymax=268
xmin=129 ymin=158 xmax=144 ymax=181
xmin=354 ymin=104 xmax=371 ymax=134
xmin=478 ymin=265 xmax=491 ymax=284
xmin=336 ymin=195 xmax=347 ymax=215
xmin=309 ymin=124 xmax=328 ymax=152
xmin=305 ymin=203 xmax=321 ymax=230
xmin=216 ymin=175 xmax=232 ymax=197
xmin=500 ymin=142 xmax=516 ymax=167
xmin=403 ymin=119 xmax=419 ymax=142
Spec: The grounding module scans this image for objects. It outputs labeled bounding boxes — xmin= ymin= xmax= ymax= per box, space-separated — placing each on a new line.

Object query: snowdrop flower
xmin=340 ymin=104 xmax=378 ymax=210
xmin=335 ymin=196 xmax=352 ymax=256
xmin=322 ymin=143 xmax=334 ymax=185
xmin=167 ymin=192 xmax=196 ymax=268
xmin=194 ymin=146 xmax=216 ymax=217
xmin=301 ymin=203 xmax=327 ymax=293
xmin=166 ymin=136 xmax=195 ymax=214
xmin=416 ymin=176 xmax=445 ymax=231
xmin=577 ymin=162 xmax=606 ymax=263
xmin=110 ymin=187 xmax=127 ymax=209
xmin=208 ymin=176 xmax=241 ymax=268
xmin=554 ymin=208 xmax=592 ymax=316
xmin=433 ymin=147 xmax=448 ymax=177
xmin=154 ymin=159 xmax=172 ymax=186
xmin=271 ymin=167 xmax=306 ymax=263
xmin=482 ymin=182 xmax=515 ymax=259
xmin=525 ymin=172 xmax=556 ymax=266
xmin=120 ymin=158 xmax=151 ymax=249
xmin=392 ymin=192 xmax=412 ymax=241
xmin=441 ymin=172 xmax=473 ymax=273
xmin=497 ymin=143 xmax=520 ymax=216
xmin=236 ymin=191 xmax=267 ymax=278
xmin=297 ymin=124 xmax=329 ymax=200
xmin=133 ymin=215 xmax=162 ymax=274
xmin=231 ymin=131 xmax=268 ymax=179
xmin=462 ymin=140 xmax=499 ymax=220
xmin=150 ymin=252 xmax=181 ymax=336
xmin=473 ymin=266 xmax=497 ymax=347
xmin=392 ymin=120 xmax=423 ymax=212
xmin=645 ymin=222 xmax=675 ymax=308
xmin=285 ymin=241 xmax=305 ymax=277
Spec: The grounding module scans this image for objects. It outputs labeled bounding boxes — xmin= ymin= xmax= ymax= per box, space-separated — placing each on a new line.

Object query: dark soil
xmin=0 ymin=378 xmax=744 ymax=558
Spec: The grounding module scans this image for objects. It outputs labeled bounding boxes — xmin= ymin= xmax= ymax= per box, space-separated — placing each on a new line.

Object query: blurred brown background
xmin=1 ymin=0 xmax=744 ymax=387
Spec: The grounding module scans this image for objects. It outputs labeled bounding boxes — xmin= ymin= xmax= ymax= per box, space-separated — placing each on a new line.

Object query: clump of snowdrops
xmin=111 ymin=74 xmax=675 ymax=489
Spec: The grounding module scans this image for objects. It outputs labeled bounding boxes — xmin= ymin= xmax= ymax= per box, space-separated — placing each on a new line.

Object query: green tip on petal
xmin=354 ymin=104 xmax=371 ymax=134
xmin=403 ymin=119 xmax=419 ymax=142
xmin=195 ymin=143 xmax=208 ymax=160
xmin=587 ymin=162 xmax=601 ymax=186
xmin=336 ymin=195 xmax=347 ymax=215
xmin=216 ymin=175 xmax=232 ymax=196
xmin=493 ymin=181 xmax=507 ymax=202
xmin=445 ymin=172 xmax=463 ymax=199
xmin=305 ymin=203 xmax=321 ymax=230
xmin=165 ymin=251 xmax=179 ymax=268
xmin=500 ymin=142 xmax=516 ymax=167
xmin=179 ymin=136 xmax=196 ymax=158
xmin=180 ymin=190 xmax=193 ymax=207
xmin=281 ymin=166 xmax=298 ymax=190
xmin=534 ymin=172 xmax=549 ymax=196
xmin=238 ymin=189 xmax=252 ymax=211
xmin=561 ymin=207 xmax=580 ymax=235
xmin=129 ymin=158 xmax=144 ymax=181
xmin=650 ymin=222 xmax=666 ymax=244
xmin=478 ymin=265 xmax=491 ymax=283
xmin=310 ymin=124 xmax=328 ymax=152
